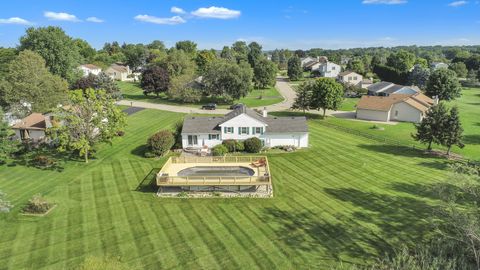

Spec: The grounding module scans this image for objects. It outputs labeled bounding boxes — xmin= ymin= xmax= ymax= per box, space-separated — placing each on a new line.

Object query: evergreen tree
xmin=412 ymin=103 xmax=449 ymax=150
xmin=287 ymin=55 xmax=303 ymax=81
xmin=441 ymin=106 xmax=464 ymax=156
xmin=291 ymin=82 xmax=312 ymax=114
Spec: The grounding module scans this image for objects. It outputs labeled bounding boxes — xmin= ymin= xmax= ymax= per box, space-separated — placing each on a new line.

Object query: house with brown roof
xmin=78 ymin=64 xmax=102 ymax=77
xmin=12 ymin=113 xmax=53 ymax=142
xmin=105 ymin=63 xmax=132 ymax=81
xmin=356 ymin=93 xmax=436 ymax=123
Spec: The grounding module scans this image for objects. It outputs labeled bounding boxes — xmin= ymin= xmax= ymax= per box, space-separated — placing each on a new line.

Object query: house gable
xmin=218 ymin=113 xmax=267 ymax=128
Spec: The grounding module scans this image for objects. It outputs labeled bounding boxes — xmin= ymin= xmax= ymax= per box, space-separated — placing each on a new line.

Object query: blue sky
xmin=0 ymin=0 xmax=478 ymax=50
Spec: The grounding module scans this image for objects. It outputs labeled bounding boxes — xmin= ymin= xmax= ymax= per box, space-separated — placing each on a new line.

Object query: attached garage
xmin=264 ymin=133 xmax=309 ymax=148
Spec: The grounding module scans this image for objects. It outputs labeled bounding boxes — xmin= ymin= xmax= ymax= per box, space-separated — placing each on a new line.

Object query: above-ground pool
xmin=177 ymin=166 xmax=255 ymax=177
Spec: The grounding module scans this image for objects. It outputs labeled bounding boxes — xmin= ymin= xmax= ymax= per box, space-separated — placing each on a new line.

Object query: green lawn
xmin=326 ymin=87 xmax=480 ymax=160
xmin=0 ymin=108 xmax=450 ymax=269
xmin=339 ymin=97 xmax=359 ymax=111
xmin=118 ymin=81 xmax=284 ymax=109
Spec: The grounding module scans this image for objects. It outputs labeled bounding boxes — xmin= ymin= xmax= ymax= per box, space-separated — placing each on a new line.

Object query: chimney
xmin=262 ymin=107 xmax=268 ymax=118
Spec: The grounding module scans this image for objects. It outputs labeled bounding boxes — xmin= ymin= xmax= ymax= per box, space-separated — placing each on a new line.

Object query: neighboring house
xmin=338 ymin=71 xmax=363 ymax=87
xmin=304 ymin=61 xmax=321 ymax=71
xmin=313 ymin=61 xmax=341 ymax=78
xmin=105 ymin=63 xmax=132 ymax=81
xmin=181 ymin=105 xmax=309 ymax=149
xmin=78 ymin=64 xmax=102 ymax=77
xmin=318 ymin=56 xmax=328 ymax=64
xmin=11 ymin=113 xmax=53 ymax=142
xmin=356 ymin=93 xmax=436 ymax=123
xmin=430 ymin=62 xmax=449 ymax=70
xmin=300 ymin=56 xmax=317 ymax=67
xmin=367 ymin=81 xmax=420 ymax=96
xmin=361 ymin=78 xmax=373 ymax=89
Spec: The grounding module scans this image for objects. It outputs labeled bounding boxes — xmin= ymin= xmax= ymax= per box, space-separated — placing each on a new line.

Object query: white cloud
xmin=0 ymin=17 xmax=32 ymax=25
xmin=171 ymin=6 xmax=186 ymax=14
xmin=134 ymin=15 xmax=186 ymax=25
xmin=362 ymin=0 xmax=407 ymax=4
xmin=448 ymin=1 xmax=468 ymax=7
xmin=44 ymin=11 xmax=80 ymax=22
xmin=86 ymin=17 xmax=104 ymax=23
xmin=191 ymin=6 xmax=241 ymax=19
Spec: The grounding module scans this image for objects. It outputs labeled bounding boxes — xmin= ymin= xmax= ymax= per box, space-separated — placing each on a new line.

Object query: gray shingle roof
xmin=181 ymin=105 xmax=308 ymax=134
xmin=367 ymin=81 xmax=394 ymax=93
xmin=264 ymin=116 xmax=308 ymax=133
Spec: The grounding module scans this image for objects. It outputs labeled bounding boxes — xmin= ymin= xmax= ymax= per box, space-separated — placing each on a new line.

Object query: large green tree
xmin=287 ymin=55 xmax=303 ymax=81
xmin=0 ymin=50 xmax=68 ymax=112
xmin=195 ymin=50 xmax=217 ymax=73
xmin=73 ymin=38 xmax=96 ymax=62
xmin=231 ymin=41 xmax=248 ymax=64
xmin=449 ymin=62 xmax=468 ymax=78
xmin=386 ymin=50 xmax=416 ymax=72
xmin=426 ymin=68 xmax=462 ymax=101
xmin=202 ymin=59 xmax=253 ymax=100
xmin=161 ymin=49 xmax=196 ymax=78
xmin=309 ymin=78 xmax=344 ymax=117
xmin=0 ymin=108 xmax=18 ymax=164
xmin=441 ymin=106 xmax=464 ymax=156
xmin=408 ymin=65 xmax=431 ymax=90
xmin=346 ymin=58 xmax=366 ymax=75
xmin=247 ymin=42 xmax=263 ymax=68
xmin=291 ymin=81 xmax=312 ymax=114
xmin=48 ymin=89 xmax=126 ymax=163
xmin=0 ymin=48 xmax=17 ymax=77
xmin=175 ymin=40 xmax=197 ymax=56
xmin=220 ymin=46 xmax=234 ymax=61
xmin=412 ymin=103 xmax=449 ymax=150
xmin=19 ymin=26 xmax=82 ymax=83
xmin=123 ymin=44 xmax=149 ymax=72
xmin=253 ymin=58 xmax=277 ymax=89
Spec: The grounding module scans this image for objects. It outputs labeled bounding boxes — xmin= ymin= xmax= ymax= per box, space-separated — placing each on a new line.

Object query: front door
xmin=188 ymin=135 xmax=198 ymax=146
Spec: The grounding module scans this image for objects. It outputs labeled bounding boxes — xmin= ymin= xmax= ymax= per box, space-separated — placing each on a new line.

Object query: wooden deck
xmin=156 ymin=156 xmax=271 ymax=186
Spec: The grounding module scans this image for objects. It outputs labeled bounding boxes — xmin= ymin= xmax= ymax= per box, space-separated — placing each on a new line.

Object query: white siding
xmin=391 ymin=102 xmax=423 ymax=123
xmin=79 ymin=66 xmax=101 ymax=77
xmin=264 ymin=133 xmax=308 ymax=148
xmin=182 ymin=134 xmax=222 ymax=148
xmin=219 ymin=114 xmax=267 ymax=141
xmin=13 ymin=129 xmax=46 ymax=141
xmin=356 ymin=109 xmax=390 ymax=122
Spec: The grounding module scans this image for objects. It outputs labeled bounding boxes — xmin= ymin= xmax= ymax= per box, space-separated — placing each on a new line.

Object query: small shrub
xmin=33 ymin=155 xmax=56 ymax=168
xmin=273 ymin=145 xmax=297 ymax=152
xmin=177 ymin=191 xmax=188 ymax=197
xmin=222 ymin=140 xmax=244 ymax=152
xmin=212 ymin=144 xmax=228 ymax=156
xmin=147 ymin=130 xmax=175 ymax=157
xmin=23 ymin=194 xmax=52 ymax=214
xmin=244 ymin=137 xmax=262 ymax=153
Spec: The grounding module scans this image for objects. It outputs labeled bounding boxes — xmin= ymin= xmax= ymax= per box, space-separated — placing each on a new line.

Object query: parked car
xmin=201 ymin=103 xmax=217 ymax=110
xmin=229 ymin=103 xmax=244 ymax=110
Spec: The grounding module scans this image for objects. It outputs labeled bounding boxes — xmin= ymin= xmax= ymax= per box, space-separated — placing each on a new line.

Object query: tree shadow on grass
xmin=357 ymin=144 xmax=429 ymax=158
xmin=135 ymin=168 xmax=160 ymax=193
xmin=464 ymin=135 xmax=480 ymax=145
xmin=262 ymin=187 xmax=443 ymax=265
xmin=131 ymin=144 xmax=147 ymax=157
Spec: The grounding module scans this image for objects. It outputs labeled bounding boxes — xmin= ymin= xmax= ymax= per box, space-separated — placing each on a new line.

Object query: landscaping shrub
xmin=32 ymin=155 xmax=56 ymax=168
xmin=222 ymin=140 xmax=245 ymax=152
xmin=212 ymin=144 xmax=228 ymax=156
xmin=244 ymin=137 xmax=262 ymax=153
xmin=116 ymin=130 xmax=125 ymax=137
xmin=23 ymin=194 xmax=52 ymax=214
xmin=146 ymin=130 xmax=175 ymax=157
xmin=273 ymin=145 xmax=297 ymax=152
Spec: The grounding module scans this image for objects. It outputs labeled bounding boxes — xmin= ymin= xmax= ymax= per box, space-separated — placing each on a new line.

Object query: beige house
xmin=105 ymin=63 xmax=132 ymax=81
xmin=78 ymin=64 xmax=101 ymax=77
xmin=356 ymin=93 xmax=435 ymax=123
xmin=12 ymin=113 xmax=53 ymax=142
xmin=338 ymin=71 xmax=363 ymax=87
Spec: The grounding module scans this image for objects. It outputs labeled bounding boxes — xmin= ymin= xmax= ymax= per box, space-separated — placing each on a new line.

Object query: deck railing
xmin=156 ymin=156 xmax=271 ymax=186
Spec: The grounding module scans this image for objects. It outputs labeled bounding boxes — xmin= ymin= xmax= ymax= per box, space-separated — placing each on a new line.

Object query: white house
xmin=181 ymin=105 xmax=309 ymax=149
xmin=430 ymin=62 xmax=449 ymax=70
xmin=356 ymin=93 xmax=435 ymax=123
xmin=301 ymin=56 xmax=317 ymax=68
xmin=11 ymin=113 xmax=53 ymax=142
xmin=367 ymin=81 xmax=420 ymax=96
xmin=105 ymin=63 xmax=132 ymax=81
xmin=338 ymin=71 xmax=363 ymax=87
xmin=313 ymin=61 xmax=341 ymax=78
xmin=78 ymin=64 xmax=102 ymax=77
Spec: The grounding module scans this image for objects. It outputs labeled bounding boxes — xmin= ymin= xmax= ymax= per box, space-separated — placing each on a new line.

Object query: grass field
xmin=0 ymin=108 xmax=450 ymax=269
xmin=325 ymin=87 xmax=480 ymax=160
xmin=119 ymin=82 xmax=284 ymax=109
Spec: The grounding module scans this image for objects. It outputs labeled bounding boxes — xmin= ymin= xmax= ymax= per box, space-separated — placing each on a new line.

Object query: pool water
xmin=177 ymin=166 xmax=255 ymax=177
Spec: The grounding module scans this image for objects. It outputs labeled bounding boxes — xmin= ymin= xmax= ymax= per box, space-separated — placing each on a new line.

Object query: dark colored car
xmin=229 ymin=103 xmax=244 ymax=110
xmin=201 ymin=103 xmax=217 ymax=110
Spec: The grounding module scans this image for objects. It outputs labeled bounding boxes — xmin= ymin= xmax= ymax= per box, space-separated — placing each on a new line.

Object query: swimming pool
xmin=177 ymin=166 xmax=255 ymax=177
